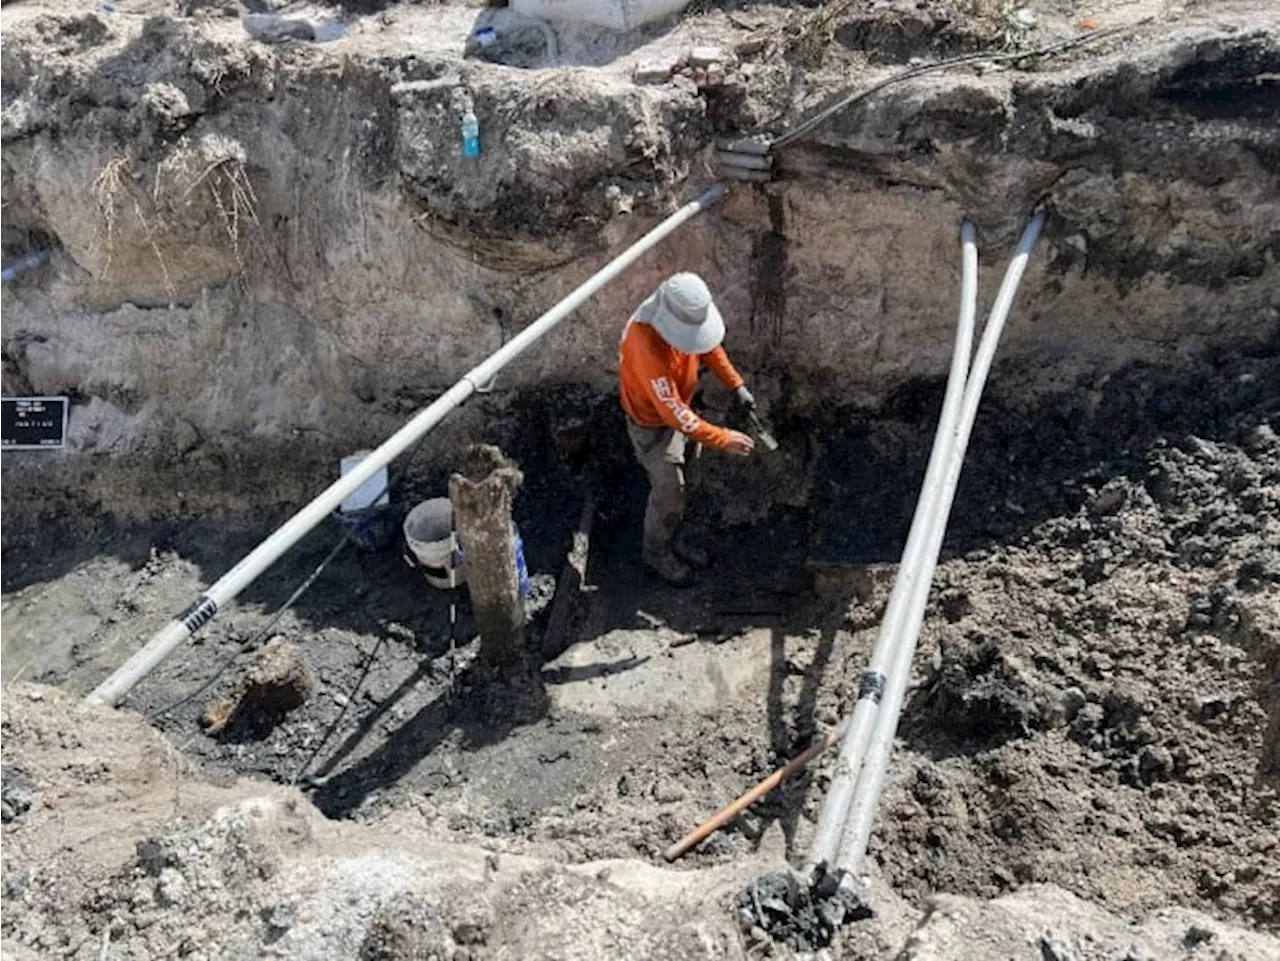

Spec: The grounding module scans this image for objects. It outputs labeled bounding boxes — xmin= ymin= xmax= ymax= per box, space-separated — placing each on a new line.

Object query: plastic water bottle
xmin=462 ymin=109 xmax=481 ymax=158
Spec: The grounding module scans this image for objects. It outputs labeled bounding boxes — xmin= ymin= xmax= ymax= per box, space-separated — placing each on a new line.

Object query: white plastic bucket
xmin=403 ymin=498 xmax=531 ymax=596
xmin=510 ymin=0 xmax=691 ymax=32
xmin=404 ymin=498 xmax=462 ymax=589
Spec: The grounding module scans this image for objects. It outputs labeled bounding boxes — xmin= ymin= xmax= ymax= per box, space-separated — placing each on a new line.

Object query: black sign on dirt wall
xmin=1 ymin=396 xmax=69 ymax=450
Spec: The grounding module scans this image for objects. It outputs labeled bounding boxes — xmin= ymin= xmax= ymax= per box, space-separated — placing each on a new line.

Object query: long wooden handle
xmin=663 ymin=728 xmax=839 ymax=862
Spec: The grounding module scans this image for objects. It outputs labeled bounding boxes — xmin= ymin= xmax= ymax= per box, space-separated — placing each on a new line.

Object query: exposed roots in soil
xmin=158 ymin=133 xmax=261 ymax=279
xmin=92 ymin=155 xmax=178 ymax=303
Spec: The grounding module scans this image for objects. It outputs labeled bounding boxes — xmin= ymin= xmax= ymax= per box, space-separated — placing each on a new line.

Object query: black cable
xmin=290 ymin=631 xmax=387 ymax=785
xmin=148 ymin=528 xmax=354 ymax=720
xmin=770 ymin=25 xmax=1132 ymax=150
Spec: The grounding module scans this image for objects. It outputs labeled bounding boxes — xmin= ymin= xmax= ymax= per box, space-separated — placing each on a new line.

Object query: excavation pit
xmin=2 ymin=0 xmax=1279 ymax=956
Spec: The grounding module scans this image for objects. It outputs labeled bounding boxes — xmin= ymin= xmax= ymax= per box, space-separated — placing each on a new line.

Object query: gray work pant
xmin=627 ymin=421 xmax=702 ymax=562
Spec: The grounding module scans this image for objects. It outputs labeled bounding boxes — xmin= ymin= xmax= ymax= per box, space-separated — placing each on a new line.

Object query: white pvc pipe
xmin=803 ymin=220 xmax=980 ymax=875
xmin=834 ymin=211 xmax=1045 ymax=877
xmin=86 ymin=184 xmax=728 ymax=707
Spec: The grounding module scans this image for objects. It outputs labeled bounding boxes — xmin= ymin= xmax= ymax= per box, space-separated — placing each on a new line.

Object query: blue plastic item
xmin=513 ymin=524 xmax=530 ymax=599
xmin=462 ymin=110 xmax=481 ymax=158
xmin=454 ymin=521 xmax=529 ymax=597
xmin=333 ymin=504 xmax=399 ymax=553
xmin=1 ymin=251 xmax=50 ymax=283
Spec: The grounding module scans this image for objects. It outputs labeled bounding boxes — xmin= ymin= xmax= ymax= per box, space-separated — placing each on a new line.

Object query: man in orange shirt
xmin=619 ymin=272 xmax=756 ymax=586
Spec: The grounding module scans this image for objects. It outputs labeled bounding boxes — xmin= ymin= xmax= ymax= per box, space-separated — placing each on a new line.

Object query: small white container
xmin=404 ymin=498 xmax=464 ymax=589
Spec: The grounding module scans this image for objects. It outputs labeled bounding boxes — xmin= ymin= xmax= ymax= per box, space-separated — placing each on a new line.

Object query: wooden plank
xmin=542 ymin=491 xmax=597 ymax=659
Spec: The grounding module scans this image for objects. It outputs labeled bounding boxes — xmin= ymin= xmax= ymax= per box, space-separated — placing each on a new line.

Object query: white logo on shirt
xmin=652 ymin=376 xmax=699 ymax=432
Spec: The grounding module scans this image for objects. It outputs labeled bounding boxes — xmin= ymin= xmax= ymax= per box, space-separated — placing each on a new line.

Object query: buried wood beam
xmin=542 ymin=490 xmax=597 ymax=660
xmin=449 ymin=445 xmax=526 ymax=673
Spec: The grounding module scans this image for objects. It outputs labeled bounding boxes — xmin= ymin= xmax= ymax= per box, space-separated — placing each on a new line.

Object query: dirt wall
xmin=1 ymin=2 xmax=1278 ymax=523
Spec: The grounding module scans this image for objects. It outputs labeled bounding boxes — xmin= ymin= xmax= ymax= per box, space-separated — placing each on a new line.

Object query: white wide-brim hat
xmin=634 ymin=272 xmax=725 ymax=355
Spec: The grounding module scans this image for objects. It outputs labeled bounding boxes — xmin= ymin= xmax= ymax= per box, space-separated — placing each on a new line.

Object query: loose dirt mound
xmin=4 ymin=683 xmax=1277 ymax=960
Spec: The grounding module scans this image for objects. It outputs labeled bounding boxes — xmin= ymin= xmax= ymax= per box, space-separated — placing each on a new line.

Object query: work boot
xmin=672 ymin=539 xmax=711 ymax=570
xmin=644 ymin=550 xmax=695 ymax=588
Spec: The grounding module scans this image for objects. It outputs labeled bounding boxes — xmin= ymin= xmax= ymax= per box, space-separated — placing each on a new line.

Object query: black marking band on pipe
xmin=858 ymin=671 xmax=886 ymax=703
xmin=179 ymin=595 xmax=218 ymax=634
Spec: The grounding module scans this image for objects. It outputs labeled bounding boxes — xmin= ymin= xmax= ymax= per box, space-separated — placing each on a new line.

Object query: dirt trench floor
xmin=3 ymin=342 xmax=1280 ymax=958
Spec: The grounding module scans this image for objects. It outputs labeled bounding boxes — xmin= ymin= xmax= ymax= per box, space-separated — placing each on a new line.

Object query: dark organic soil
xmin=4 ymin=337 xmax=1278 ymax=949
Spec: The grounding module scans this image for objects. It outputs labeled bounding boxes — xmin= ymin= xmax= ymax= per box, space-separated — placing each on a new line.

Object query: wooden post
xmin=449 ymin=445 xmax=525 ymax=673
xmin=543 ymin=491 xmax=597 ymax=659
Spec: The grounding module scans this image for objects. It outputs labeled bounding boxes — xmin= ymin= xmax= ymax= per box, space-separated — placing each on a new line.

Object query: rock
xmin=1237 ymin=550 xmax=1280 ymax=588
xmin=136 ymin=837 xmax=171 ymax=876
xmin=0 ymin=939 xmax=46 ymax=961
xmin=453 ymin=920 xmax=487 ymax=945
xmin=653 ymin=781 xmax=687 ymax=804
xmin=178 ymin=0 xmax=239 ymax=15
xmin=939 ymin=589 xmax=971 ymax=623
xmin=242 ymin=14 xmax=314 ymax=43
xmin=140 ymin=82 xmax=195 ymax=135
xmin=1039 ymin=932 xmax=1076 ymax=961
xmin=1059 ymin=687 xmax=1088 ymax=722
xmin=688 ymin=45 xmax=727 ymax=67
xmin=734 ymin=870 xmax=871 ymax=951
xmin=1183 ymin=924 xmax=1215 ymax=946
xmin=1088 ymin=480 xmax=1130 ymax=516
xmin=899 ymin=886 xmax=1275 ymax=960
xmin=1137 ymin=745 xmax=1175 ymax=784
xmin=156 ymin=867 xmax=188 ymax=907
xmin=3 ymin=867 xmax=32 ymax=898
xmin=1244 ymin=423 xmax=1278 ymax=453
xmin=260 ymin=901 xmax=296 ymax=938
xmin=920 ymin=638 xmax=1057 ymax=737
xmin=633 ymin=57 xmax=679 ymax=84
xmin=1 ymin=767 xmax=39 ymax=823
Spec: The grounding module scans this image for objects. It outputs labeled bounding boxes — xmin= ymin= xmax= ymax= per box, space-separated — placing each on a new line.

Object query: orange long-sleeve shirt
xmin=618 ymin=318 xmax=745 ymax=450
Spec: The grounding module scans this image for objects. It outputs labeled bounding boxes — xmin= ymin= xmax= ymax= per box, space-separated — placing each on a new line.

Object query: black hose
xmin=148 ymin=529 xmax=353 ymax=720
xmin=770 ymin=25 xmax=1133 ymax=150
xmin=290 ymin=631 xmax=387 ymax=785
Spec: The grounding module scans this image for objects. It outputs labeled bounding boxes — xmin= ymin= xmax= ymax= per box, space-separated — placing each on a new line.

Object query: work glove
xmin=735 ymin=385 xmax=756 ymax=409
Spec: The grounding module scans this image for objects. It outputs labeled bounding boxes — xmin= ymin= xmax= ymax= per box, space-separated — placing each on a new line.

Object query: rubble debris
xmin=916 ymin=637 xmax=1063 ymax=738
xmin=688 ymin=45 xmax=727 ymax=68
xmin=633 ymin=57 xmax=679 ymax=84
xmin=0 ymin=767 xmax=39 ymax=823
xmin=734 ymin=869 xmax=872 ymax=950
xmin=242 ymin=13 xmax=315 ymax=43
